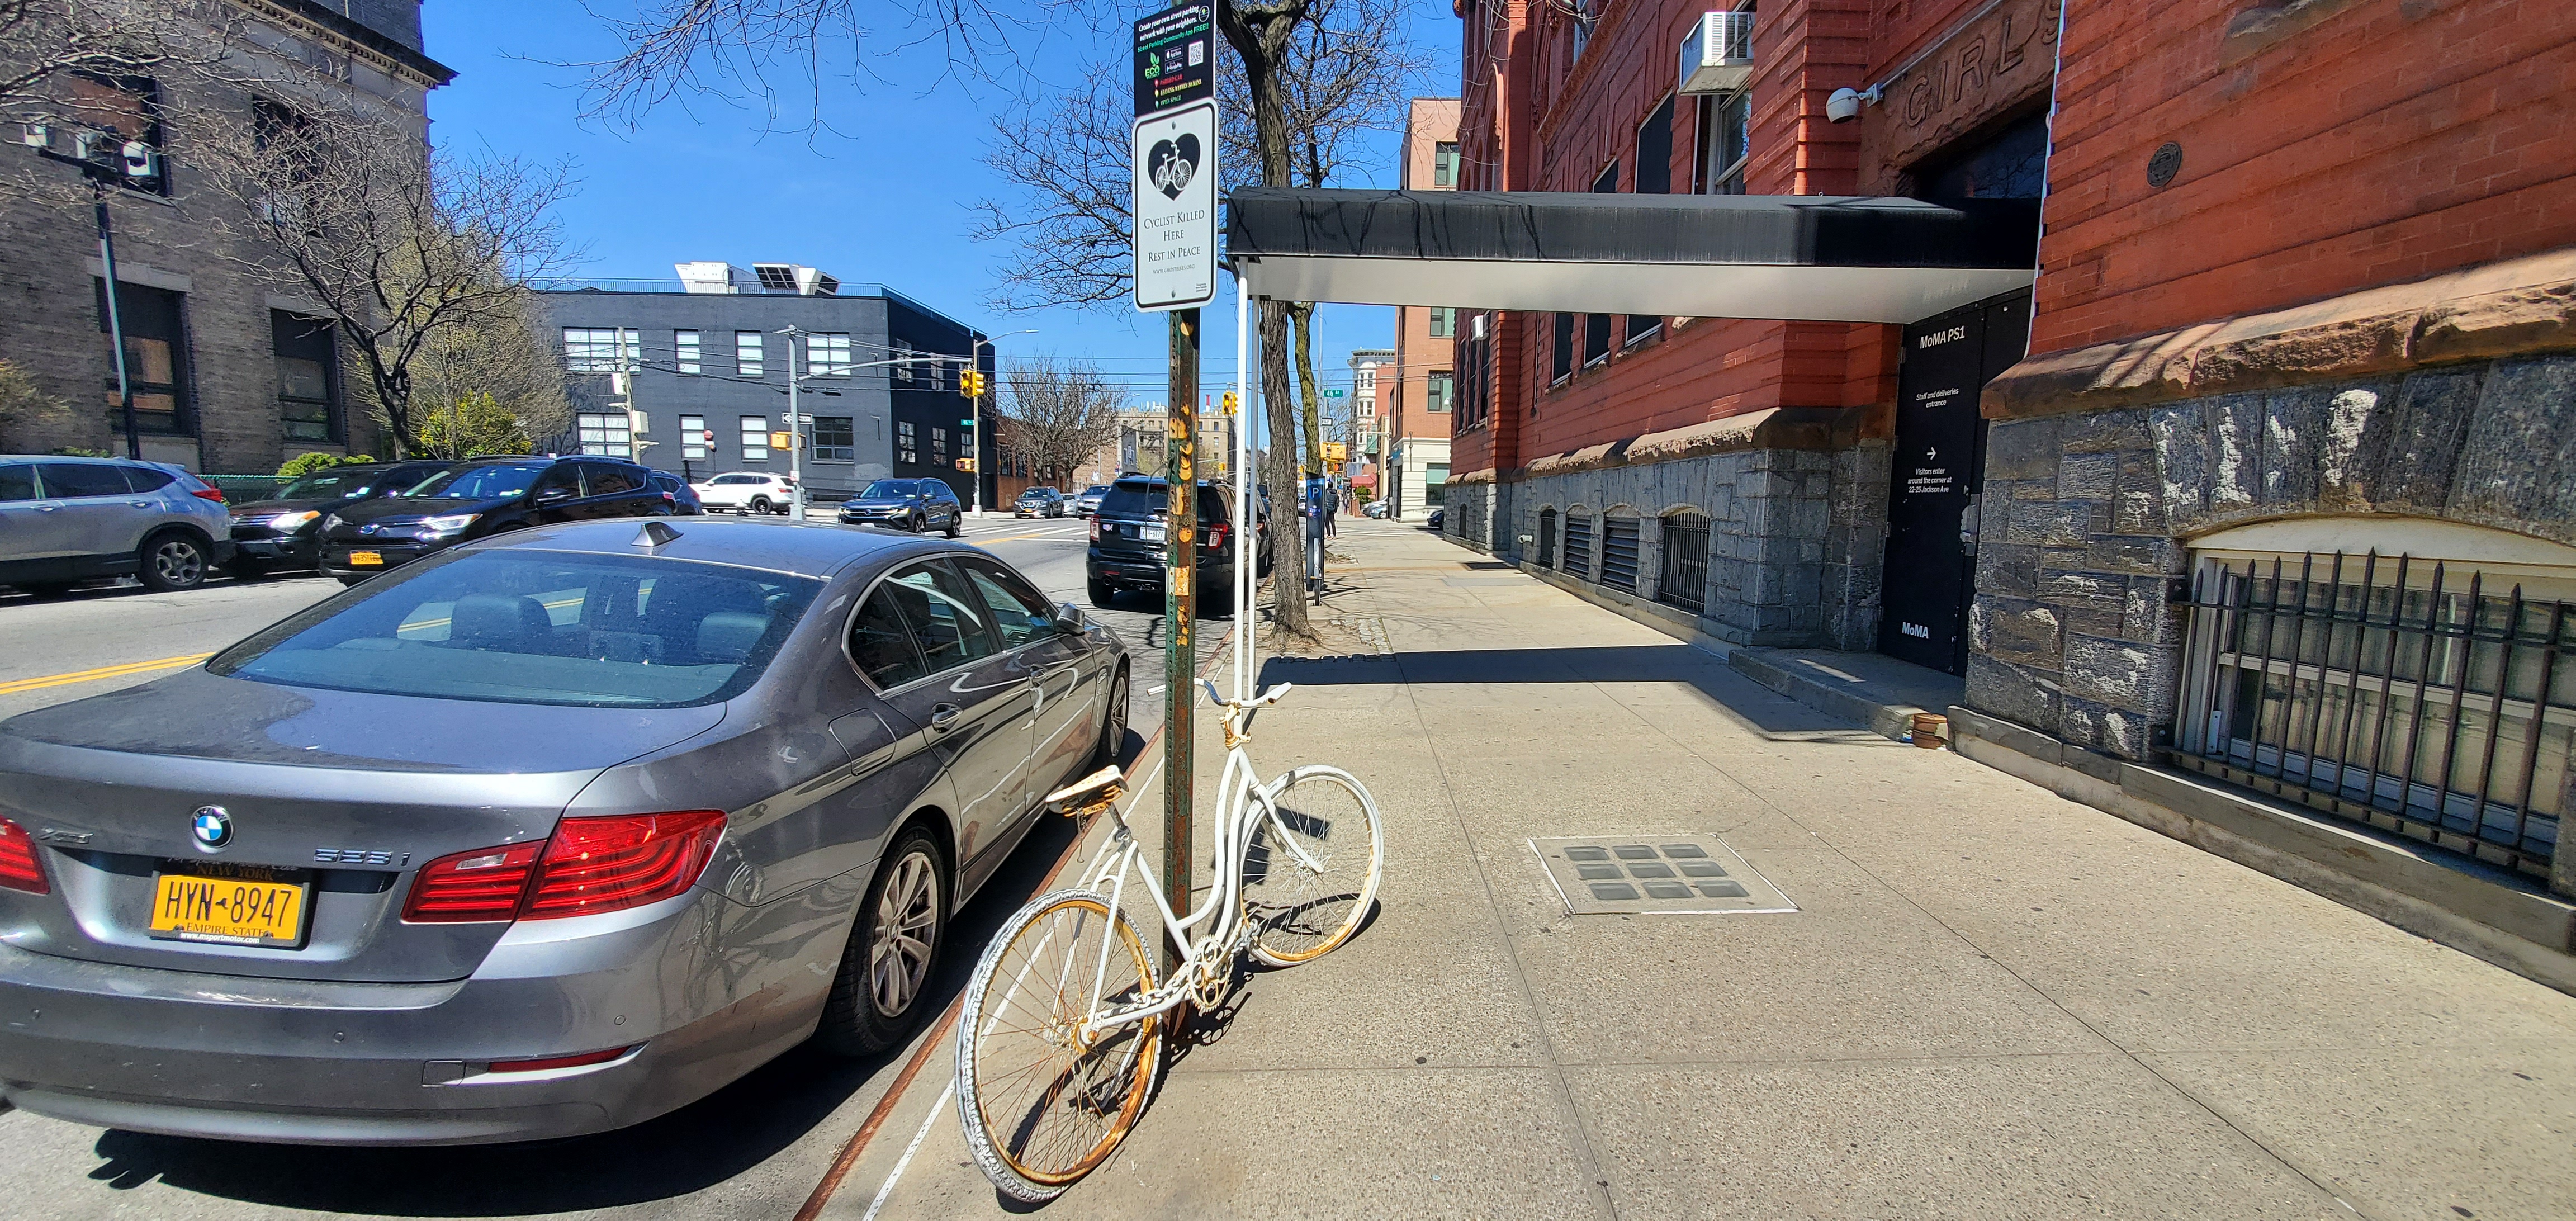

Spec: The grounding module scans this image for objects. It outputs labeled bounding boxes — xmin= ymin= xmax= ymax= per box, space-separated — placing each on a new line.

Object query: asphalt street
xmin=0 ymin=510 xmax=1234 ymax=1220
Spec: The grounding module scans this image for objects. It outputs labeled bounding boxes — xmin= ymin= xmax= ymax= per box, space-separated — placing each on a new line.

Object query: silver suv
xmin=0 ymin=457 xmax=235 ymax=594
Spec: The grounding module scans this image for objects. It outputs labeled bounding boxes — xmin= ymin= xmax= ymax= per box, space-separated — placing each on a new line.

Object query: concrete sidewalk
xmin=831 ymin=520 xmax=2576 ymax=1220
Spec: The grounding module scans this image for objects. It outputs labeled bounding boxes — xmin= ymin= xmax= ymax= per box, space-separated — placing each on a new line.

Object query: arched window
xmin=1537 ymin=507 xmax=1559 ymax=569
xmin=1658 ymin=509 xmax=1710 ymax=613
xmin=2174 ymin=517 xmax=2576 ymax=879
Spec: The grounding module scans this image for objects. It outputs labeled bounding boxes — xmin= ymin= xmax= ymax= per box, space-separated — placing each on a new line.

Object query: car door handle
xmin=930 ymin=704 xmax=962 ymax=732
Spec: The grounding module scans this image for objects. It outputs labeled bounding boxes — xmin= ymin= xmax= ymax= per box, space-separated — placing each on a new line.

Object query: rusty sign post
xmin=1132 ymin=1 xmax=1219 ymax=974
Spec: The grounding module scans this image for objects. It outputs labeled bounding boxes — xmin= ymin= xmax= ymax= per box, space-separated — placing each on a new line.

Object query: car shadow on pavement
xmin=70 ymin=796 xmax=1104 ymax=1216
xmin=1262 ymin=645 xmax=1889 ymax=741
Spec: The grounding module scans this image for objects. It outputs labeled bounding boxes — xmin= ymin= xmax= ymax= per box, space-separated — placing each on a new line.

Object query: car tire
xmin=748 ymin=495 xmax=772 ymax=515
xmin=906 ymin=513 xmax=924 ymax=533
xmin=1088 ymin=576 xmax=1115 ymax=608
xmin=945 ymin=517 xmax=961 ymax=539
xmin=1093 ymin=665 xmax=1129 ymax=768
xmin=816 ymin=824 xmax=949 ymax=1057
xmin=137 ymin=531 xmax=210 ymax=592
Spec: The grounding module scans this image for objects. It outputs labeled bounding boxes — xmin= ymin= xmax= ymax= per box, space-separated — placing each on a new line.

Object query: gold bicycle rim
xmin=973 ymin=897 xmax=1163 ymax=1187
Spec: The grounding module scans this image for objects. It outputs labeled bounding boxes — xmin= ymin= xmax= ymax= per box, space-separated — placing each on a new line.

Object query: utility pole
xmin=781 ymin=326 xmax=807 ymax=522
xmin=93 ymin=182 xmax=139 ymax=460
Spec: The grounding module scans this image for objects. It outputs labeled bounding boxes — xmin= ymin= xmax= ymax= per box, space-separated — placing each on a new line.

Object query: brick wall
xmin=2034 ymin=0 xmax=2576 ymax=356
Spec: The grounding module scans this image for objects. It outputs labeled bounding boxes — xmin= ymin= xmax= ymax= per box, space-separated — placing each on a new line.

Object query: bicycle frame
xmin=1068 ymin=696 xmax=1322 ymax=1039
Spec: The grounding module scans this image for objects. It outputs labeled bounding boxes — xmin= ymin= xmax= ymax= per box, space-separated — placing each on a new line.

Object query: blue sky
xmin=420 ymin=0 xmax=1456 ymax=408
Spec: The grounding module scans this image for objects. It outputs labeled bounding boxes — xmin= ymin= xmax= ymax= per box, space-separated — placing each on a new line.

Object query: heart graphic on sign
xmin=1147 ymin=132 xmax=1200 ymax=200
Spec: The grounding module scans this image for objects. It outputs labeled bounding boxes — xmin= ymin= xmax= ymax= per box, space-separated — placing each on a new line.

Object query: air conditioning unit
xmin=1679 ymin=11 xmax=1755 ymax=95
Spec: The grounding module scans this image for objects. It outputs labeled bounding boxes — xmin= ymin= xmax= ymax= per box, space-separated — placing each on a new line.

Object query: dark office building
xmin=533 ymin=262 xmax=998 ymax=504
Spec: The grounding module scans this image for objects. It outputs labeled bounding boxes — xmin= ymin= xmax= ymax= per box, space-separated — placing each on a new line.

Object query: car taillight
xmin=1204 ymin=521 xmax=1228 ymax=551
xmin=0 ymin=818 xmax=49 ymax=895
xmin=191 ymin=488 xmax=225 ymax=503
xmin=1089 ymin=518 xmax=1102 ymax=542
xmin=399 ymin=810 xmax=726 ymax=924
xmin=402 ymin=842 xmax=541 ymax=922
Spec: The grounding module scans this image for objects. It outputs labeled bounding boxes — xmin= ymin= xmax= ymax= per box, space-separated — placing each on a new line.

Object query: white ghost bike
xmin=954 ymin=679 xmax=1384 ymax=1202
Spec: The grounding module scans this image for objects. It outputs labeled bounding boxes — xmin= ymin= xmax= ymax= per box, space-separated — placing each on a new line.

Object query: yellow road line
xmin=0 ymin=652 xmax=215 ymax=697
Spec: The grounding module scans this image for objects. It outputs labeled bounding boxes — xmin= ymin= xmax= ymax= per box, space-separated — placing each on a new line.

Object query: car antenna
xmin=633 ymin=521 xmax=683 ymax=550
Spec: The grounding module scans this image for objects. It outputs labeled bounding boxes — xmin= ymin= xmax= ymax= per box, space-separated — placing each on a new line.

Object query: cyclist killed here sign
xmin=1132 ymin=2 xmax=1213 ymax=115
xmin=1132 ymin=98 xmax=1218 ymax=313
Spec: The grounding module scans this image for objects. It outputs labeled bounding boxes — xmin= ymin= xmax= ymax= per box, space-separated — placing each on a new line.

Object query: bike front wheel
xmin=955 ymin=889 xmax=1164 ymax=1203
xmin=1244 ymin=765 xmax=1385 ymax=966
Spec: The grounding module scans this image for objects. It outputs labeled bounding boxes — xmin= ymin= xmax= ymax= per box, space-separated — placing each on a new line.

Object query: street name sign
xmin=1132 ymin=2 xmax=1214 ymax=115
xmin=1132 ymin=98 xmax=1219 ymax=312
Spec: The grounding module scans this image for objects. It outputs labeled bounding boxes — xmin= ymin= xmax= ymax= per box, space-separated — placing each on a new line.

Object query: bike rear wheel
xmin=1244 ymin=766 xmax=1385 ymax=966
xmin=955 ymin=889 xmax=1164 ymax=1203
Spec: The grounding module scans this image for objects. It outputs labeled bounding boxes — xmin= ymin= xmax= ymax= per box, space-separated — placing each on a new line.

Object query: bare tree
xmin=998 ymin=356 xmax=1122 ymax=485
xmin=964 ymin=78 xmax=1135 ymax=313
xmin=408 ymin=295 xmax=574 ymax=458
xmin=0 ymin=355 xmax=70 ymax=448
xmin=182 ymin=103 xmax=579 ymax=456
xmin=0 ymin=0 xmax=249 ymax=206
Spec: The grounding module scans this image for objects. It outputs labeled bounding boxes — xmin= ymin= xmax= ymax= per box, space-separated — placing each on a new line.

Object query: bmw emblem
xmin=190 ymin=806 xmax=232 ymax=851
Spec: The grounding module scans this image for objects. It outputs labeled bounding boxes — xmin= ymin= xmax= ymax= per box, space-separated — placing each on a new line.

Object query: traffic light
xmin=769 ymin=430 xmax=794 ymax=451
xmin=1220 ymin=391 xmax=1238 ymax=415
xmin=956 ymin=458 xmax=978 ymax=473
xmin=959 ymin=370 xmax=986 ymax=399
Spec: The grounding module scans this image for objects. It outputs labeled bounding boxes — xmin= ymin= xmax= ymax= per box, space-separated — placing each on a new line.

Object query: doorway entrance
xmin=1878 ymin=290 xmax=2029 ymax=674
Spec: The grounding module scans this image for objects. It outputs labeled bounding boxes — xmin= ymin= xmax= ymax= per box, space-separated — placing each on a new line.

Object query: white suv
xmin=692 ymin=472 xmax=799 ymax=515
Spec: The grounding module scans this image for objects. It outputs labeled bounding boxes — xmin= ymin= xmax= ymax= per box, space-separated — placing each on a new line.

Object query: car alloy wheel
xmin=817 ymin=825 xmax=948 ymax=1056
xmin=749 ymin=496 xmax=773 ymax=514
xmin=139 ymin=533 xmax=207 ymax=591
xmin=869 ymin=849 xmax=940 ymax=1018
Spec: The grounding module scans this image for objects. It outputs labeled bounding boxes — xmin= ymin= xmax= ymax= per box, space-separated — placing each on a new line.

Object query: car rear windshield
xmin=1099 ymin=481 xmax=1226 ymax=522
xmin=406 ymin=462 xmax=546 ymax=500
xmin=208 ymin=551 xmax=822 ymax=708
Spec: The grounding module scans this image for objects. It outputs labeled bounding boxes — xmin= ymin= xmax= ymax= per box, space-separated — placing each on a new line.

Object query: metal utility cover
xmin=1530 ymin=835 xmax=1796 ymax=916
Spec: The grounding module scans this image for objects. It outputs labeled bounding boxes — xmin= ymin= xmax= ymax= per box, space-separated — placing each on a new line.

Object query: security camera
xmin=1826 ymin=87 xmax=1863 ymax=123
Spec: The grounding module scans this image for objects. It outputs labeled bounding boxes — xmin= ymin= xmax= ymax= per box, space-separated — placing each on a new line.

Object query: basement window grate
xmin=1600 ymin=517 xmax=1641 ymax=591
xmin=1562 ymin=513 xmax=1594 ymax=579
xmin=1658 ymin=512 xmax=1708 ymax=613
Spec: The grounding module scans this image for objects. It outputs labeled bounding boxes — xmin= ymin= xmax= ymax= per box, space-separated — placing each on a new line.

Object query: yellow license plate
xmin=149 ymin=869 xmax=310 ymax=948
xmin=347 ymin=550 xmax=383 ymax=566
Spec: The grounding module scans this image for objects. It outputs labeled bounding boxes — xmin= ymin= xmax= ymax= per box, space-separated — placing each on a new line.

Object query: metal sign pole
xmin=1235 ymin=270 xmax=1251 ymax=700
xmin=785 ymin=328 xmax=806 ymax=522
xmin=1162 ymin=308 xmax=1199 ymax=976
xmin=94 ymin=184 xmax=139 ymax=461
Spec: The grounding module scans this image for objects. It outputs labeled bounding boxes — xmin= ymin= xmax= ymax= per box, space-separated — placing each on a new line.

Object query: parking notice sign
xmin=1132 ymin=98 xmax=1219 ymax=313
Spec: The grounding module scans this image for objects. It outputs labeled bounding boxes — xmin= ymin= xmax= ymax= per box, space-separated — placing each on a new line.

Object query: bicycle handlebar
xmin=1201 ymin=678 xmax=1293 ymax=709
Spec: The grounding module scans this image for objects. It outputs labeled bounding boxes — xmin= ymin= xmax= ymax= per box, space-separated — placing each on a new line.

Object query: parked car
xmin=1427 ymin=508 xmax=1445 ymax=531
xmin=693 ymin=472 xmax=798 ymax=515
xmin=0 ymin=456 xmax=234 ymax=595
xmin=1012 ymin=487 xmax=1066 ymax=518
xmin=226 ymin=460 xmax=456 ymax=578
xmin=1072 ymin=485 xmax=1110 ymax=517
xmin=1362 ymin=499 xmax=1390 ymax=519
xmin=649 ymin=471 xmax=705 ymax=515
xmin=0 ymin=517 xmax=1129 ymax=1146
xmin=1086 ymin=475 xmax=1267 ymax=616
xmin=319 ymin=456 xmax=666 ymax=585
xmin=837 ymin=479 xmax=963 ymax=536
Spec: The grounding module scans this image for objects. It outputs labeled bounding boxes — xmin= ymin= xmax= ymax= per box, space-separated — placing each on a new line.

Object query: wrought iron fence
xmin=1600 ymin=517 xmax=1641 ymax=591
xmin=2173 ymin=551 xmax=2572 ymax=878
xmin=1658 ymin=512 xmax=1709 ymax=613
xmin=1562 ymin=513 xmax=1594 ymax=579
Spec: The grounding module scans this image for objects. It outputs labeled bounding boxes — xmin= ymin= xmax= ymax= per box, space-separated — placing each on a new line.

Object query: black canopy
xmin=1224 ymin=188 xmax=2041 ymax=323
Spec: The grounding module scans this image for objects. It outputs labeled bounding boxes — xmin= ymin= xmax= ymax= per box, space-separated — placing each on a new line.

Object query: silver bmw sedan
xmin=0 ymin=517 xmax=1130 ymax=1145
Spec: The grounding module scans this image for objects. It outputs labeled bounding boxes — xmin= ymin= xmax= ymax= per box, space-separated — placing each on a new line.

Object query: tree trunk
xmin=1219 ymin=0 xmax=1314 ymax=637
xmin=1290 ymin=301 xmax=1321 ymax=478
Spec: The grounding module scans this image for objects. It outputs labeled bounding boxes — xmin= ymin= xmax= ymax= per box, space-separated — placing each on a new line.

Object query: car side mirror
xmin=1054 ymin=602 xmax=1085 ymax=633
xmin=536 ymin=485 xmax=575 ymax=504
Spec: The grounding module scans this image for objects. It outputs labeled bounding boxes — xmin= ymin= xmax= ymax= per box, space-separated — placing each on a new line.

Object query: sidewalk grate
xmin=1529 ymin=835 xmax=1797 ymax=916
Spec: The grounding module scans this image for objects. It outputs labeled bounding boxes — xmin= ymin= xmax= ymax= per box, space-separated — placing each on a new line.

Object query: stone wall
xmin=1489 ymin=442 xmax=1891 ymax=649
xmin=1967 ymin=350 xmax=2576 ymax=760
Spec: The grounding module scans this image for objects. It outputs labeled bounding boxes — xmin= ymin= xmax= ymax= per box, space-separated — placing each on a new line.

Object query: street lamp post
xmin=967 ymin=329 xmax=1038 ymax=517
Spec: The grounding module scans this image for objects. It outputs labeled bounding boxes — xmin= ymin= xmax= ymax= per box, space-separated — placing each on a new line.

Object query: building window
xmin=1658 ymin=511 xmax=1710 ymax=613
xmin=809 ymin=332 xmax=853 ymax=376
xmin=2174 ymin=526 xmax=2576 ymax=879
xmin=1697 ymin=92 xmax=1752 ymax=195
xmin=675 ymin=330 xmax=701 ymax=375
xmin=1562 ymin=510 xmax=1593 ymax=576
xmin=931 ymin=427 xmax=949 ymax=463
xmin=563 ymin=328 xmax=635 ymax=372
xmin=680 ymin=414 xmax=708 ymax=461
xmin=1429 ymin=307 xmax=1454 ymax=338
xmin=270 ymin=311 xmax=339 ymax=443
xmin=1569 ymin=0 xmax=1595 ymax=61
xmin=1583 ymin=163 xmax=1617 ymax=366
xmin=68 ymin=74 xmax=168 ymax=197
xmin=897 ymin=420 xmax=918 ymax=465
xmin=577 ymin=411 xmax=632 ymax=457
xmin=1426 ymin=371 xmax=1453 ymax=413
xmin=893 ymin=339 xmax=918 ymax=384
xmin=736 ymin=331 xmax=764 ymax=378
xmin=740 ymin=414 xmax=769 ymax=461
xmin=1433 ymin=141 xmax=1459 ymax=187
xmin=812 ymin=415 xmax=855 ymax=461
xmin=1911 ymin=108 xmax=2051 ymax=200
xmin=1552 ymin=313 xmax=1574 ymax=384
xmin=1424 ymin=462 xmax=1448 ymax=508
xmin=1635 ymin=96 xmax=1674 ymax=194
xmin=1600 ymin=515 xmax=1641 ymax=591
xmin=99 ymin=280 xmax=190 ymax=434
xmin=1537 ymin=507 xmax=1559 ymax=569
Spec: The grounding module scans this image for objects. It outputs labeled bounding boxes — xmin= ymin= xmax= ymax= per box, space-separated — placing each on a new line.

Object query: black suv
xmin=836 ymin=479 xmax=963 ymax=536
xmin=1086 ymin=476 xmax=1266 ymax=616
xmin=226 ymin=460 xmax=455 ymax=577
xmin=319 ymin=456 xmax=667 ymax=583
